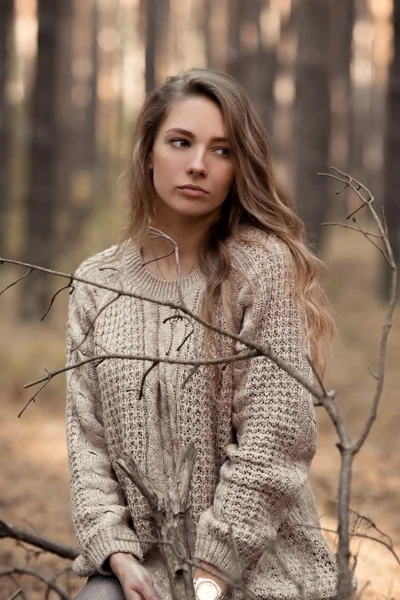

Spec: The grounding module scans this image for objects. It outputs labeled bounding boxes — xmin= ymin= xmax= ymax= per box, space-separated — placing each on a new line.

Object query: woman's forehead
xmin=160 ymin=96 xmax=227 ymax=139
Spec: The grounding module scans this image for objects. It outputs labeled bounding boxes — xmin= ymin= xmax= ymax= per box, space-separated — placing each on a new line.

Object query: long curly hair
xmin=119 ymin=68 xmax=334 ymax=378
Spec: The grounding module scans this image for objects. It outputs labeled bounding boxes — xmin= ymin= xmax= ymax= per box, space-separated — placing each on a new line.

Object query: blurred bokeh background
xmin=0 ymin=0 xmax=399 ymax=598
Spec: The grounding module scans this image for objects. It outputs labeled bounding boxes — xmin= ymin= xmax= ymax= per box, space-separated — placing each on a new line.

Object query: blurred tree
xmin=86 ymin=1 xmax=99 ymax=169
xmin=144 ymin=0 xmax=157 ymax=94
xmin=52 ymin=0 xmax=102 ymax=262
xmin=382 ymin=1 xmax=400 ymax=299
xmin=21 ymin=0 xmax=63 ymax=319
xmin=227 ymin=0 xmax=277 ymax=133
xmin=349 ymin=0 xmax=370 ymax=184
xmin=293 ymin=0 xmax=331 ymax=252
xmin=329 ymin=0 xmax=355 ymax=174
xmin=0 ymin=0 xmax=14 ymax=256
xmin=143 ymin=0 xmax=170 ymax=93
xmin=55 ymin=0 xmax=74 ymax=252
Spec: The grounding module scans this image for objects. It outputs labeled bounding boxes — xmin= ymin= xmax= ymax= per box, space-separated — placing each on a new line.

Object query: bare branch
xmin=0 ymin=520 xmax=78 ymax=560
xmin=318 ymin=167 xmax=398 ymax=597
xmin=25 ymin=349 xmax=259 ymax=387
xmin=0 ymin=567 xmax=70 ymax=600
xmin=117 ymin=454 xmax=161 ymax=510
xmin=172 ymin=442 xmax=196 ymax=513
xmin=0 ymin=257 xmax=331 ymax=406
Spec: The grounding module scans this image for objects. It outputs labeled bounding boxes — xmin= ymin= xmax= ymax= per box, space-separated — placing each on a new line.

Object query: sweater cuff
xmin=77 ymin=526 xmax=144 ymax=576
xmin=195 ymin=532 xmax=238 ymax=579
xmin=195 ymin=509 xmax=257 ymax=579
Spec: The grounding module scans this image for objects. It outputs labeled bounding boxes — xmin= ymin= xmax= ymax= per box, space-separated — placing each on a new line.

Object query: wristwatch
xmin=193 ymin=577 xmax=226 ymax=599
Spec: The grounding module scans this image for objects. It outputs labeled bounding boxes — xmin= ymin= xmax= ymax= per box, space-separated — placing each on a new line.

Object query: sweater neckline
xmin=121 ymin=239 xmax=205 ymax=296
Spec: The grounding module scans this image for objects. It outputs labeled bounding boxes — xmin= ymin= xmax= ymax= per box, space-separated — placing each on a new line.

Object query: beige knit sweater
xmin=66 ymin=228 xmax=338 ymax=599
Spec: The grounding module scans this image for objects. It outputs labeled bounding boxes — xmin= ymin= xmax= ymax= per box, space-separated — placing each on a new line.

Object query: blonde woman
xmin=67 ymin=68 xmax=338 ymax=600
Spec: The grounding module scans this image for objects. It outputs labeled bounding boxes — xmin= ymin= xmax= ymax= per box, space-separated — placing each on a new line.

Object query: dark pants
xmin=73 ymin=575 xmax=125 ymax=600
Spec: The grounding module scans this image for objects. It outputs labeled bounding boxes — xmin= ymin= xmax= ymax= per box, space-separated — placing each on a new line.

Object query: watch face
xmin=196 ymin=579 xmax=220 ymax=600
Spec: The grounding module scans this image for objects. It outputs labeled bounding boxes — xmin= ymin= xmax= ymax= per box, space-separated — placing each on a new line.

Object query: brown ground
xmin=0 ymin=227 xmax=399 ymax=599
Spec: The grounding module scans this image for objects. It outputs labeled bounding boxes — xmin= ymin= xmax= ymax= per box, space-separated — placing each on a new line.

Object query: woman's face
xmin=150 ymin=96 xmax=235 ymax=224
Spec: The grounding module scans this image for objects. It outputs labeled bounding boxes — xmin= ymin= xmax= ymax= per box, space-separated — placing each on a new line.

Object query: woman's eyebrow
xmin=165 ymin=127 xmax=229 ymax=144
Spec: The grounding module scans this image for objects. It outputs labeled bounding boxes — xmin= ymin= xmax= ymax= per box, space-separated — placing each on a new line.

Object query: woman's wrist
xmin=109 ymin=552 xmax=138 ymax=578
xmin=194 ymin=561 xmax=228 ymax=597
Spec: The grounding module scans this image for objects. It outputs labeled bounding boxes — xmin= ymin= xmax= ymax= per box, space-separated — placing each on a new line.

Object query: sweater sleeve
xmin=66 ymin=265 xmax=143 ymax=576
xmin=194 ymin=238 xmax=317 ymax=577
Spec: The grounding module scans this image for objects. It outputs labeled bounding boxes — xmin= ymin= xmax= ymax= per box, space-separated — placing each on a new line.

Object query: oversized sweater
xmin=66 ymin=228 xmax=338 ymax=599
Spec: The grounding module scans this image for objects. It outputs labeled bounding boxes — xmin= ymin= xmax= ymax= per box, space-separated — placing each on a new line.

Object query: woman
xmin=66 ymin=68 xmax=338 ymax=600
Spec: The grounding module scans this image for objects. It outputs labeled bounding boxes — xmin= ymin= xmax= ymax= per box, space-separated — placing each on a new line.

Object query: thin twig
xmin=142 ymin=248 xmax=175 ymax=266
xmin=380 ymin=205 xmax=388 ymax=236
xmin=368 ymin=365 xmax=378 ymax=380
xmin=321 ymin=222 xmax=383 ymax=240
xmin=307 ymin=354 xmax=328 ymax=396
xmin=137 ymin=360 xmax=159 ymax=400
xmin=355 ymin=581 xmax=371 ymax=600
xmin=182 ymin=364 xmax=200 ymax=387
xmin=71 ymin=292 xmax=121 ymax=352
xmin=18 ymin=369 xmax=52 ymax=418
xmin=0 ymin=268 xmax=33 ymax=297
xmin=301 ymin=525 xmax=400 ymax=564
xmin=45 ymin=567 xmax=74 ymax=600
xmin=352 ymin=217 xmax=390 ymax=263
xmin=6 ymin=589 xmax=23 ymax=600
xmin=40 ymin=279 xmax=73 ymax=321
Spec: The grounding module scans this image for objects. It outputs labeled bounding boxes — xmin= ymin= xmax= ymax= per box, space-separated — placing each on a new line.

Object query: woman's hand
xmin=109 ymin=552 xmax=161 ymax=600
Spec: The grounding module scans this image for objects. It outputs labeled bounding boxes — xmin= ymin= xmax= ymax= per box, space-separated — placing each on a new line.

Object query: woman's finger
xmin=124 ymin=591 xmax=144 ymax=600
xmin=133 ymin=581 xmax=161 ymax=600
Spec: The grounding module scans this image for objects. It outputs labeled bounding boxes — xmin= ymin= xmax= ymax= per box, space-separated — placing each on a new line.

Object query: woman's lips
xmin=177 ymin=187 xmax=208 ymax=197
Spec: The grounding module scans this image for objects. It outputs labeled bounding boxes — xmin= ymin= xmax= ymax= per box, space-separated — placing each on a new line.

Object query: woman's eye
xmin=171 ymin=139 xmax=190 ymax=148
xmin=215 ymin=147 xmax=231 ymax=157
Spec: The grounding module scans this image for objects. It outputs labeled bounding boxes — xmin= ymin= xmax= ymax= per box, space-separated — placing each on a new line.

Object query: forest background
xmin=0 ymin=0 xmax=399 ymax=598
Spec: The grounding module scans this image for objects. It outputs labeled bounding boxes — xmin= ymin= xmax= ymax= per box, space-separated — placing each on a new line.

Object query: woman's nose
xmin=185 ymin=150 xmax=208 ymax=176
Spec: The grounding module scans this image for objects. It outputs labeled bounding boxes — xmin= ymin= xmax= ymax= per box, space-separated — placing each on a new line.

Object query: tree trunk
xmin=0 ymin=0 xmax=13 ymax=255
xmin=145 ymin=0 xmax=157 ymax=94
xmin=348 ymin=0 xmax=369 ymax=185
xmin=382 ymin=2 xmax=400 ymax=299
xmin=227 ymin=0 xmax=277 ymax=133
xmin=53 ymin=0 xmax=74 ymax=258
xmin=329 ymin=0 xmax=354 ymax=174
xmin=293 ymin=0 xmax=331 ymax=253
xmin=21 ymin=0 xmax=62 ymax=319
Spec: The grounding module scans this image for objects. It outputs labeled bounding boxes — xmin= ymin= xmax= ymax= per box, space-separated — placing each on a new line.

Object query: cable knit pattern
xmin=66 ymin=228 xmax=338 ymax=599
